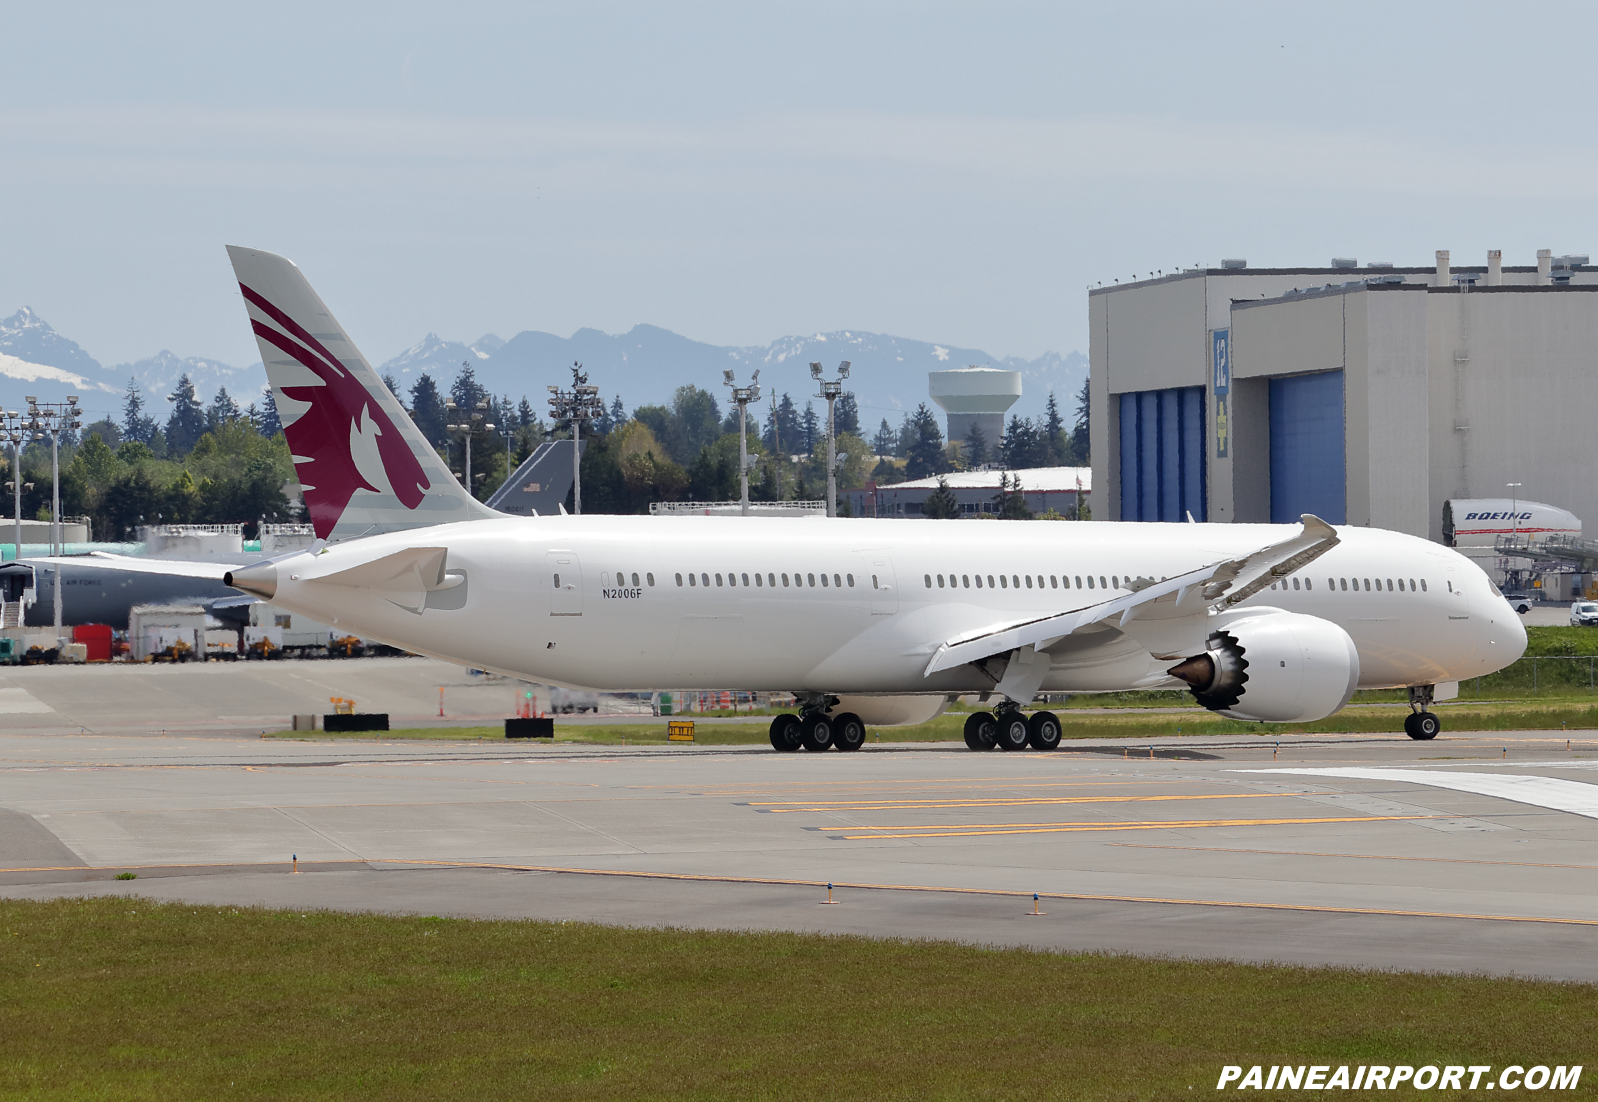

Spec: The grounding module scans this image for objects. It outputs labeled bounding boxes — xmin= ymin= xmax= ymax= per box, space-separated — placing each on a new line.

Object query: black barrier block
xmin=323 ymin=713 xmax=390 ymax=732
xmin=506 ymin=717 xmax=554 ymax=739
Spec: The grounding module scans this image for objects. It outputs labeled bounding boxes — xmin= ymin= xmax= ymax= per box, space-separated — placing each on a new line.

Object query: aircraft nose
xmin=1474 ymin=589 xmax=1528 ymax=673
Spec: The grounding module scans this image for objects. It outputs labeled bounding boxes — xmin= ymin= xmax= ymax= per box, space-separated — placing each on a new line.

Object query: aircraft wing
xmin=923 ymin=514 xmax=1340 ymax=677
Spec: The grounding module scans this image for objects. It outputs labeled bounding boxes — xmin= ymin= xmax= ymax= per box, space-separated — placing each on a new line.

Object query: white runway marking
xmin=0 ymin=688 xmax=55 ymax=714
xmin=1240 ymin=768 xmax=1598 ymax=821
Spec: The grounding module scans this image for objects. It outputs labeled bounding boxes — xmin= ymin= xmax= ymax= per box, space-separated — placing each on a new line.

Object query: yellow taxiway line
xmin=839 ymin=814 xmax=1441 ymax=839
xmin=757 ymin=792 xmax=1309 ymax=813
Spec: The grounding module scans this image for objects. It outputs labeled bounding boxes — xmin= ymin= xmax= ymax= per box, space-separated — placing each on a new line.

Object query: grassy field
xmin=269 ymin=701 xmax=1598 ymax=745
xmin=0 ymin=898 xmax=1591 ymax=1101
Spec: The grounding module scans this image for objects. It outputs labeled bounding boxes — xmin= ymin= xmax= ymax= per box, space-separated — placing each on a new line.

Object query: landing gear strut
xmin=1405 ymin=685 xmax=1441 ymax=741
xmin=766 ymin=695 xmax=869 ymax=752
xmin=963 ymin=704 xmax=1060 ymax=752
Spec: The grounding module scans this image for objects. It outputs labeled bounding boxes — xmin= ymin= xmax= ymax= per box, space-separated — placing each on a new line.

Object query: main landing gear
xmin=768 ymin=706 xmax=867 ymax=753
xmin=1404 ymin=684 xmax=1442 ymax=741
xmin=963 ymin=704 xmax=1061 ymax=752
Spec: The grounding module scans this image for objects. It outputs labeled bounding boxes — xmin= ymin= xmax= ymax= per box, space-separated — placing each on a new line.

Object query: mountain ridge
xmin=0 ymin=307 xmax=1086 ymax=428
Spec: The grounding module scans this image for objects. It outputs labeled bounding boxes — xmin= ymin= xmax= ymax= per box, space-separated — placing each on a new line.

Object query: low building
xmin=843 ymin=467 xmax=1091 ymax=518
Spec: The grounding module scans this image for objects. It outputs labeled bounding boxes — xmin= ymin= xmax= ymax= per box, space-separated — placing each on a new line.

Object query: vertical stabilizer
xmin=226 ymin=246 xmax=498 ymax=541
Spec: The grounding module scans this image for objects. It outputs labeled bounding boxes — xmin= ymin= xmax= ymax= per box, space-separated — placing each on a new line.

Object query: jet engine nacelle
xmin=1166 ymin=609 xmax=1360 ymax=723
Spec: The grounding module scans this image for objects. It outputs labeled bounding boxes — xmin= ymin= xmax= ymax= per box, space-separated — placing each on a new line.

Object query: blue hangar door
xmin=1118 ymin=386 xmax=1205 ymax=522
xmin=1269 ymin=370 xmax=1345 ymax=524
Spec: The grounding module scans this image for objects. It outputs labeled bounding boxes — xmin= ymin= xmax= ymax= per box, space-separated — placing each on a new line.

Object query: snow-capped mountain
xmin=0 ymin=308 xmax=121 ymax=403
xmin=380 ymin=325 xmax=1086 ymax=426
xmin=381 ymin=333 xmax=508 ymax=386
xmin=106 ymin=351 xmax=267 ymax=410
xmin=0 ymin=304 xmax=1085 ymax=433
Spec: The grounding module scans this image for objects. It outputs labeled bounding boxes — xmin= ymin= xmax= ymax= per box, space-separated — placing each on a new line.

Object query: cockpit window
xmin=1490 ymin=581 xmax=1504 ymax=597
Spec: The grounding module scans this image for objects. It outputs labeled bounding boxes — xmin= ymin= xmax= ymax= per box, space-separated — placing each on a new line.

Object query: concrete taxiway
xmin=2 ymin=724 xmax=1597 ymax=979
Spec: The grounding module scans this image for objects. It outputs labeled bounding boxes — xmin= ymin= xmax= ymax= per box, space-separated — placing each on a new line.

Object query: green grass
xmin=0 ymin=898 xmax=1591 ymax=1101
xmin=268 ymin=698 xmax=1598 ymax=745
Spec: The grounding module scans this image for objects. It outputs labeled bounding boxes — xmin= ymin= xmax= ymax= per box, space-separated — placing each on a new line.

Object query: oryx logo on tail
xmin=227 ymin=246 xmax=498 ymax=541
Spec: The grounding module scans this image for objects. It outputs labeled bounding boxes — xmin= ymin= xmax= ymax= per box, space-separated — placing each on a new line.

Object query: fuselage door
xmin=548 ymin=551 xmax=582 ymax=616
xmin=858 ymin=552 xmax=897 ymax=615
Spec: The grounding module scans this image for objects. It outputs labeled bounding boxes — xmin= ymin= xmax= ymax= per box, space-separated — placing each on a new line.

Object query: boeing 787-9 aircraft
xmin=219 ymin=247 xmax=1526 ymax=751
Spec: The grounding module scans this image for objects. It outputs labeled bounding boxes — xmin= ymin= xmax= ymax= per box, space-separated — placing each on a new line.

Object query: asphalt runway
xmin=1 ymin=721 xmax=1597 ymax=980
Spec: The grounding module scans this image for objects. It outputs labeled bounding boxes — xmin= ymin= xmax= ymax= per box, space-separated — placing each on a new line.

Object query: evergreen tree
xmin=763 ymin=393 xmax=800 ymax=454
xmin=165 ymin=374 xmax=207 ymax=454
xmin=409 ymin=373 xmax=447 ymax=444
xmin=1071 ymin=376 xmax=1091 ymax=464
xmin=834 ymin=391 xmax=860 ymax=436
xmin=1001 ymin=415 xmax=1041 ymax=470
xmin=801 ymin=402 xmax=820 ymax=454
xmin=381 ymin=372 xmax=401 ymax=399
xmin=905 ymin=403 xmax=947 ymax=480
xmin=449 ymin=360 xmax=489 ymax=412
xmin=207 ymin=386 xmax=241 ymax=430
xmin=995 ymin=472 xmax=1035 ymax=520
xmin=122 ymin=378 xmax=157 ymax=444
xmin=872 ymin=417 xmax=896 ymax=457
xmin=610 ymin=396 xmax=625 ymax=426
xmin=517 ymin=397 xmax=535 ymax=428
xmin=1043 ymin=391 xmax=1067 ymax=465
xmin=963 ymin=424 xmax=989 ymax=468
xmin=257 ymin=387 xmax=282 ymax=438
xmin=922 ymin=476 xmax=961 ymax=519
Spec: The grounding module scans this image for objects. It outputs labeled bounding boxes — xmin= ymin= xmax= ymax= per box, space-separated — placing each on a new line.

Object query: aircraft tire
xmin=1404 ymin=712 xmax=1441 ymax=741
xmin=832 ymin=712 xmax=867 ymax=752
xmin=1027 ymin=710 xmax=1062 ymax=751
xmin=995 ymin=712 xmax=1030 ymax=751
xmin=799 ymin=713 xmax=835 ymax=752
xmin=769 ymin=713 xmax=803 ymax=752
xmin=963 ymin=711 xmax=997 ymax=751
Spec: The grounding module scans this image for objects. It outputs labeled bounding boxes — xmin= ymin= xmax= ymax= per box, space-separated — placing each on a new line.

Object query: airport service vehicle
xmin=1571 ymin=602 xmax=1598 ymax=626
xmin=1503 ymin=593 xmax=1533 ymax=614
xmin=218 ymin=246 xmax=1527 ymax=747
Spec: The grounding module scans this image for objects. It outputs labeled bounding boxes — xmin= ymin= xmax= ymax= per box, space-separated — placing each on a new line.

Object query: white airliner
xmin=219 ymin=247 xmax=1526 ymax=751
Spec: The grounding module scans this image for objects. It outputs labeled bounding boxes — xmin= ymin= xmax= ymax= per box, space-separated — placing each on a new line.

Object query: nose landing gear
xmin=1405 ymin=684 xmax=1442 ymax=741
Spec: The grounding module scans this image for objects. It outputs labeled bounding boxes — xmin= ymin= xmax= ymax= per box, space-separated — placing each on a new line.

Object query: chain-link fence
xmin=1464 ymin=656 xmax=1598 ymax=697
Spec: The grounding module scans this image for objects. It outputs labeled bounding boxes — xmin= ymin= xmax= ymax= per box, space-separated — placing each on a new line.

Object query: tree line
xmin=8 ymin=361 xmax=1091 ymax=538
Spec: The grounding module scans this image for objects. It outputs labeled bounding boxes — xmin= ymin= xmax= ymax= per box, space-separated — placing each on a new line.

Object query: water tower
xmin=928 ymin=367 xmax=1022 ymax=450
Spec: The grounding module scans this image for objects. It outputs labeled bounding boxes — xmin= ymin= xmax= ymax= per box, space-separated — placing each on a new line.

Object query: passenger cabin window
xmin=1087 ymin=576 xmax=1094 ymax=589
xmin=962 ymin=575 xmax=970 ymax=588
xmin=925 ymin=575 xmax=933 ymax=588
xmin=937 ymin=574 xmax=945 ymax=588
xmin=808 ymin=573 xmax=816 ymax=587
xmin=755 ymin=573 xmax=763 ymax=587
xmin=821 ymin=574 xmax=829 ymax=587
xmin=847 ymin=574 xmax=854 ymax=587
xmin=768 ymin=573 xmax=776 ymax=587
xmin=834 ymin=574 xmax=842 ymax=588
xmin=647 ymin=573 xmax=655 ymax=586
xmin=701 ymin=573 xmax=709 ymax=587
xmin=872 ymin=575 xmax=880 ymax=589
xmin=1421 ymin=579 xmax=1428 ymax=591
xmin=1000 ymin=575 xmax=1007 ymax=588
xmin=781 ymin=573 xmax=790 ymax=586
xmin=553 ymin=573 xmax=561 ymax=588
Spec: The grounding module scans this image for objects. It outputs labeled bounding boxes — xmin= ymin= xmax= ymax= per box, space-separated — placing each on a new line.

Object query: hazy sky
xmin=2 ymin=2 xmax=1594 ymax=369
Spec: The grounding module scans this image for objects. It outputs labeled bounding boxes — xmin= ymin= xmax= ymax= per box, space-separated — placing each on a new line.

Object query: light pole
xmin=445 ymin=398 xmax=493 ymax=498
xmin=3 ymin=410 xmax=30 ymax=560
xmin=547 ymin=362 xmax=605 ymax=515
xmin=25 ymin=395 xmax=81 ymax=641
xmin=722 ymin=370 xmax=762 ymax=516
xmin=809 ymin=360 xmax=851 ymax=517
xmin=1506 ymin=482 xmax=1522 ymax=541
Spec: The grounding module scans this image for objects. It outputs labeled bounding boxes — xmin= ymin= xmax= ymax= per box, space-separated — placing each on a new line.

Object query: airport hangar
xmin=1088 ymin=249 xmax=1598 ymax=553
